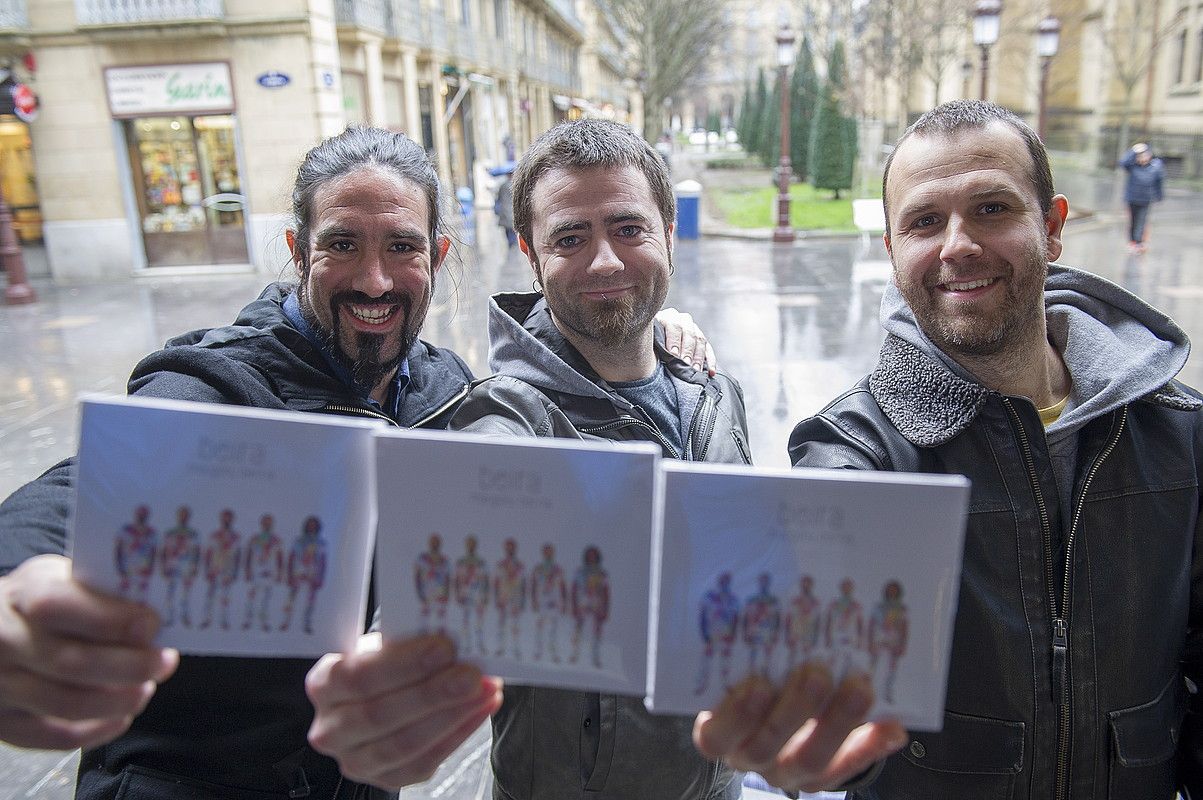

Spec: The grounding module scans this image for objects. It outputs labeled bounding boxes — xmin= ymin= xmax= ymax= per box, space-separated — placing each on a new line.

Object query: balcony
xmin=390 ymin=0 xmax=424 ymax=47
xmin=0 ymin=0 xmax=27 ymax=30
xmin=335 ymin=0 xmax=390 ymax=35
xmin=76 ymin=0 xmax=224 ymax=25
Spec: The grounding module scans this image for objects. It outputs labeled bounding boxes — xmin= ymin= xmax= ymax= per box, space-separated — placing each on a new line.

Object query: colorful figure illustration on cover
xmin=494 ymin=538 xmax=527 ymax=658
xmin=454 ymin=536 xmax=490 ymax=654
xmin=200 ymin=509 xmax=241 ymax=630
xmin=116 ymin=505 xmax=157 ymax=604
xmin=741 ymin=572 xmax=781 ymax=678
xmin=281 ymin=516 xmax=327 ymax=634
xmin=785 ymin=574 xmax=821 ymax=668
xmin=570 ymin=545 xmax=609 ymax=668
xmin=869 ymin=580 xmax=908 ymax=703
xmin=825 ymin=577 xmax=864 ymax=674
xmin=160 ymin=505 xmax=200 ymax=626
xmin=242 ymin=513 xmax=284 ymax=632
xmin=530 ymin=543 xmax=567 ymax=663
xmin=694 ymin=572 xmax=740 ymax=694
xmin=415 ymin=533 xmax=451 ymax=634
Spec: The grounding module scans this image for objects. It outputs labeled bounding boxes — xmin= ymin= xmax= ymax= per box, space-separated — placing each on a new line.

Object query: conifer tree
xmin=809 ymin=40 xmax=855 ymax=198
xmin=790 ymin=36 xmax=819 ymax=181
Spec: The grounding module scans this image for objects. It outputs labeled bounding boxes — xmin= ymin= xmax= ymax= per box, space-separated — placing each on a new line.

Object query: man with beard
xmin=0 ymin=126 xmax=473 ymax=800
xmin=306 ymin=119 xmax=907 ymax=799
xmin=789 ymin=100 xmax=1203 ymax=798
xmin=0 ymin=125 xmax=714 ymax=800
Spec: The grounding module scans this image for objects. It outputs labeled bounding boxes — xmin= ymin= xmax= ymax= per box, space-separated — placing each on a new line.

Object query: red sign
xmin=11 ymin=83 xmax=36 ymax=122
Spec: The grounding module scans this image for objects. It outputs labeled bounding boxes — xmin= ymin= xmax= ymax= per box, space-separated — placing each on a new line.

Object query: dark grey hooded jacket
xmin=450 ymin=291 xmax=751 ymax=800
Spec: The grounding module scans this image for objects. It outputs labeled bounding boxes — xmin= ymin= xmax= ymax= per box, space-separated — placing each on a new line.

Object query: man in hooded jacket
xmin=789 ymin=99 xmax=1203 ymax=799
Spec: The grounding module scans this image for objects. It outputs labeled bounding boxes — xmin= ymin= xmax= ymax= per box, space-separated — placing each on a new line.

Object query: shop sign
xmin=256 ymin=71 xmax=290 ymax=89
xmin=105 ymin=62 xmax=235 ymax=118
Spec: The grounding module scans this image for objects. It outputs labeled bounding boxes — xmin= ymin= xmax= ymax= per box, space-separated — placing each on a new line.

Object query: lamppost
xmin=1036 ymin=15 xmax=1061 ymax=140
xmin=773 ymin=24 xmax=796 ymax=244
xmin=961 ymin=59 xmax=974 ymax=99
xmin=973 ymin=0 xmax=1002 ymax=101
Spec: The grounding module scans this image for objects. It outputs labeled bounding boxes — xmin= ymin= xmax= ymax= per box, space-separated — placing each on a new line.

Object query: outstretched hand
xmin=307 ymin=632 xmax=503 ymax=790
xmin=694 ymin=664 xmax=907 ymax=794
xmin=0 ymin=554 xmax=178 ymax=750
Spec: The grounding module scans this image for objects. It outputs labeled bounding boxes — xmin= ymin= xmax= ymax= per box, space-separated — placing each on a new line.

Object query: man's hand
xmin=0 ymin=554 xmax=179 ymax=750
xmin=656 ymin=308 xmax=718 ymax=377
xmin=694 ymin=664 xmax=908 ymax=794
xmin=306 ymin=632 xmax=504 ymax=790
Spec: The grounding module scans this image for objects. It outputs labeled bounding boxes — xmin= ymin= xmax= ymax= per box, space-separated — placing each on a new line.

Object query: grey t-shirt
xmin=610 ymin=363 xmax=700 ymax=458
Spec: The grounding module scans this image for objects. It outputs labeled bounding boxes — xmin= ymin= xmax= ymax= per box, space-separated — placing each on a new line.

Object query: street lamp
xmin=773 ymin=24 xmax=796 ymax=244
xmin=973 ymin=0 xmax=1002 ymax=101
xmin=1036 ymin=15 xmax=1061 ymax=140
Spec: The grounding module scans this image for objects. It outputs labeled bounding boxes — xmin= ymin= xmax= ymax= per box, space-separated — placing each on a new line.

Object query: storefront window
xmin=127 ymin=114 xmax=248 ymax=267
xmin=0 ymin=116 xmax=42 ymax=243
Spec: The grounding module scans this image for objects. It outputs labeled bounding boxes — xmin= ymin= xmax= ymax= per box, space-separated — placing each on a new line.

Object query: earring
xmin=532 ymin=278 xmax=543 ymax=293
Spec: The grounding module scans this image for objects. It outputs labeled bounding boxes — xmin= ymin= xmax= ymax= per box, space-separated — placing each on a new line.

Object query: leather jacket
xmin=788 ymin=333 xmax=1203 ymax=800
xmin=0 ymin=283 xmax=473 ymax=800
xmin=449 ymin=292 xmax=751 ymax=799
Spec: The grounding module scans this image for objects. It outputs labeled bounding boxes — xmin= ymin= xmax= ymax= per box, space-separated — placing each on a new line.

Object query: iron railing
xmin=76 ymin=0 xmax=224 ymax=25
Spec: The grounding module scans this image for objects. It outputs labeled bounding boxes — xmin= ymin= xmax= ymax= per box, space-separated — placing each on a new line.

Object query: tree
xmin=736 ymin=80 xmax=754 ymax=149
xmin=809 ymin=40 xmax=855 ymax=198
xmin=744 ymin=68 xmax=769 ymax=156
xmin=1092 ymin=1 xmax=1185 ymax=162
xmin=604 ymin=0 xmax=727 ymax=142
xmin=758 ymin=75 xmax=781 ymax=167
xmin=790 ymin=35 xmax=819 ymax=181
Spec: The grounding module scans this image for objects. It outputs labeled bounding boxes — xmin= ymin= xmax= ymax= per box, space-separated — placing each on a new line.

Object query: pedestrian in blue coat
xmin=1119 ymin=142 xmax=1164 ymax=253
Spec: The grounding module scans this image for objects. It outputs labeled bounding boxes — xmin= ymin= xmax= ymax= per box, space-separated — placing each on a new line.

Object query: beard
xmin=298 ymin=287 xmax=422 ymax=393
xmin=898 ymin=241 xmax=1049 ymax=360
xmin=538 ymin=254 xmax=671 ymax=349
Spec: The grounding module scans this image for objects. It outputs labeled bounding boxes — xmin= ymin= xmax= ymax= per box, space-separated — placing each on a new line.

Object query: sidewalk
xmin=672 ymin=144 xmax=1203 ymax=239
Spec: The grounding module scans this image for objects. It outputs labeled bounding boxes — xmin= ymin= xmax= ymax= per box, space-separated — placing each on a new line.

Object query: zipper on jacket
xmin=321 ymin=382 xmax=470 ymax=430
xmin=321 ymin=403 xmax=397 ymax=425
xmin=688 ymin=390 xmax=719 ymax=462
xmin=579 ymin=416 xmax=678 ymax=457
xmin=1004 ymin=399 xmax=1126 ymax=800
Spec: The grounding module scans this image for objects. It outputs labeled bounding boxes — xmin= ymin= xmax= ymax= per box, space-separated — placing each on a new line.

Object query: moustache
xmin=330 ymin=290 xmax=408 ymax=308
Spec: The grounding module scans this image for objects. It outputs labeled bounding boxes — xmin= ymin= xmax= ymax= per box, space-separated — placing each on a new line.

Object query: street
xmin=0 ymin=154 xmax=1199 ymax=798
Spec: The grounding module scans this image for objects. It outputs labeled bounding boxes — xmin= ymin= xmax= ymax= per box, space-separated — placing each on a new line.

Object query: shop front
xmin=105 ymin=62 xmax=249 ymax=268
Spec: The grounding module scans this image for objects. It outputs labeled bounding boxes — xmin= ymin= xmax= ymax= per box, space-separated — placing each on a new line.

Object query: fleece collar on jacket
xmin=871 ymin=264 xmax=1200 ymax=448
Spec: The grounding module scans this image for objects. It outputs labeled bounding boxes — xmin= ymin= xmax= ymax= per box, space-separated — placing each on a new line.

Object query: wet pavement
xmin=0 ymin=155 xmax=1199 ymax=798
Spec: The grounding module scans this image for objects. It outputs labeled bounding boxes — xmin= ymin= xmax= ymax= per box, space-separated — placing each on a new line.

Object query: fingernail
xmin=671 ymin=346 xmax=681 ymax=354
xmin=888 ymin=730 xmax=909 ymax=750
xmin=423 ymin=638 xmax=454 ymax=670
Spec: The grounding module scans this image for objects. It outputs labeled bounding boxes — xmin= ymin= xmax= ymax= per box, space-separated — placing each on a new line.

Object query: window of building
xmin=1176 ymin=28 xmax=1188 ymax=84
xmin=494 ymin=0 xmax=506 ymax=38
xmin=460 ymin=0 xmax=471 ymax=26
xmin=342 ymin=71 xmax=368 ymax=124
xmin=1196 ymin=27 xmax=1203 ymax=83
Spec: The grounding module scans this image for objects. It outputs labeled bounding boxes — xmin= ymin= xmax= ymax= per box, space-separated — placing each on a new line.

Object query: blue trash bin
xmin=675 ymin=180 xmax=701 ymax=239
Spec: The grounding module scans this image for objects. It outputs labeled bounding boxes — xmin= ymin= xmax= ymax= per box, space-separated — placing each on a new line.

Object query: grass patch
xmin=708 ymin=183 xmax=859 ymax=231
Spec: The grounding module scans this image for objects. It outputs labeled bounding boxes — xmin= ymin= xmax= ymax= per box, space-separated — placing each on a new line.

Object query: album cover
xmin=647 ymin=462 xmax=970 ymax=731
xmin=70 ymin=395 xmax=378 ymax=657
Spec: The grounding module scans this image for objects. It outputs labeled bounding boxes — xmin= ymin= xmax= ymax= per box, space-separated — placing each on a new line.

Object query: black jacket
xmin=449 ymin=292 xmax=751 ymax=800
xmin=0 ymin=283 xmax=473 ymax=800
xmin=789 ymin=333 xmax=1203 ymax=800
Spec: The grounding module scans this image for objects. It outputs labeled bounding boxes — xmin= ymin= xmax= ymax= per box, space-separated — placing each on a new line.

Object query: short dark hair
xmin=291 ymin=126 xmax=442 ymax=269
xmin=881 ymin=100 xmax=1054 ymax=236
xmin=512 ymin=119 xmax=675 ymax=247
